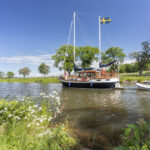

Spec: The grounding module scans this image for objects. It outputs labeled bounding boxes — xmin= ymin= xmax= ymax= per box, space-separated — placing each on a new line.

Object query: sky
xmin=0 ymin=0 xmax=149 ymax=76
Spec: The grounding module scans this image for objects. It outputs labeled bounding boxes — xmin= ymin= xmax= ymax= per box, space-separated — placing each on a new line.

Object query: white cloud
xmin=124 ymin=59 xmax=136 ymax=64
xmin=0 ymin=54 xmax=63 ymax=77
xmin=0 ymin=54 xmax=53 ymax=66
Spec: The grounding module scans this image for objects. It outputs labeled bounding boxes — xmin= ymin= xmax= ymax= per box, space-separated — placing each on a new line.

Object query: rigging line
xmin=103 ymin=25 xmax=114 ymax=46
xmin=76 ymin=13 xmax=93 ymax=45
xmin=63 ymin=19 xmax=73 ymax=66
xmin=77 ymin=11 xmax=99 ymax=18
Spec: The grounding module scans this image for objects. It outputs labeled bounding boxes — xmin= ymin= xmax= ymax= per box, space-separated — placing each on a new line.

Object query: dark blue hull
xmin=62 ymin=81 xmax=115 ymax=88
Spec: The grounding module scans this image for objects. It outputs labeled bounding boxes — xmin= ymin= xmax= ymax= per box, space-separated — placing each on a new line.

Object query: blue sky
xmin=0 ymin=0 xmax=149 ymax=76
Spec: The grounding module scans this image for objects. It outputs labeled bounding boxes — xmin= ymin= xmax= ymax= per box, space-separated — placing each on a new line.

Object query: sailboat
xmin=59 ymin=12 xmax=120 ymax=88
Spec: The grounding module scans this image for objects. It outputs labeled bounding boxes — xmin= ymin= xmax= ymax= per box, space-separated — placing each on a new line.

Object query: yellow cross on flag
xmin=100 ymin=17 xmax=111 ymax=24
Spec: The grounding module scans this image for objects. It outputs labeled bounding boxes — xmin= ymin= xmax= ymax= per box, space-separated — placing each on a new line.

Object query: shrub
xmin=115 ymin=119 xmax=150 ymax=150
xmin=0 ymin=92 xmax=77 ymax=150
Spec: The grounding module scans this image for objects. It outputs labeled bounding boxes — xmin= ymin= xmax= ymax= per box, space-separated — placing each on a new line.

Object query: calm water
xmin=0 ymin=82 xmax=150 ymax=147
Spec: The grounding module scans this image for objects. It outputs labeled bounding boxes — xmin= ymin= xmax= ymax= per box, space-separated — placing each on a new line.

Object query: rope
xmin=76 ymin=14 xmax=92 ymax=45
xmin=77 ymin=11 xmax=99 ymax=18
xmin=63 ymin=20 xmax=73 ymax=67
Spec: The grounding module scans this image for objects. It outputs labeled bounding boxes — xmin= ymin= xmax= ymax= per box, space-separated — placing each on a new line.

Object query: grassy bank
xmin=0 ymin=92 xmax=78 ymax=150
xmin=0 ymin=77 xmax=60 ymax=83
xmin=120 ymin=75 xmax=150 ymax=83
xmin=120 ymin=71 xmax=150 ymax=83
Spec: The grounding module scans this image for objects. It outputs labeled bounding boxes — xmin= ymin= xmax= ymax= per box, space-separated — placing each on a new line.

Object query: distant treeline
xmin=0 ymin=63 xmax=50 ymax=78
xmin=119 ymin=63 xmax=150 ymax=73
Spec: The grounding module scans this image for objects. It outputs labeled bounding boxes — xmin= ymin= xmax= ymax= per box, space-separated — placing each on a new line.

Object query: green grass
xmin=120 ymin=76 xmax=150 ymax=83
xmin=0 ymin=93 xmax=77 ymax=150
xmin=0 ymin=77 xmax=60 ymax=83
xmin=120 ymin=71 xmax=150 ymax=82
xmin=120 ymin=71 xmax=150 ymax=76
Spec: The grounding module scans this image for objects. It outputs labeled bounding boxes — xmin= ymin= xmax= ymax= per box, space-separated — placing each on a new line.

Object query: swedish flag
xmin=100 ymin=17 xmax=111 ymax=24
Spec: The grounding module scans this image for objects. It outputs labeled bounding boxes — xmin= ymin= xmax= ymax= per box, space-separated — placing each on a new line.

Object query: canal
xmin=0 ymin=82 xmax=150 ymax=148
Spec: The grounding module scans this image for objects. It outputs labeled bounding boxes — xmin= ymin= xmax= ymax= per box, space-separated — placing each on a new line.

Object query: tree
xmin=19 ymin=67 xmax=31 ymax=77
xmin=101 ymin=47 xmax=126 ymax=71
xmin=130 ymin=41 xmax=150 ymax=75
xmin=145 ymin=64 xmax=150 ymax=71
xmin=0 ymin=71 xmax=5 ymax=78
xmin=119 ymin=63 xmax=139 ymax=73
xmin=78 ymin=46 xmax=99 ymax=68
xmin=7 ymin=72 xmax=15 ymax=78
xmin=38 ymin=63 xmax=50 ymax=76
xmin=52 ymin=45 xmax=76 ymax=75
xmin=52 ymin=45 xmax=99 ymax=75
xmin=102 ymin=47 xmax=126 ymax=63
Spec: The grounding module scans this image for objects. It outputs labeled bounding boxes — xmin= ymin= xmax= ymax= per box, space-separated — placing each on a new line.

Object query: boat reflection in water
xmin=58 ymin=86 xmax=150 ymax=148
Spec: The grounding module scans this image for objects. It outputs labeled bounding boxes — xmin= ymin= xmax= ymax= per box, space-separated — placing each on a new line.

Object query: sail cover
xmin=99 ymin=60 xmax=117 ymax=68
xmin=74 ymin=64 xmax=94 ymax=71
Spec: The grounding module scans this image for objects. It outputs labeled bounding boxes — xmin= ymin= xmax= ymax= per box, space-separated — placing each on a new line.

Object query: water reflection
xmin=0 ymin=82 xmax=61 ymax=98
xmin=60 ymin=85 xmax=150 ymax=147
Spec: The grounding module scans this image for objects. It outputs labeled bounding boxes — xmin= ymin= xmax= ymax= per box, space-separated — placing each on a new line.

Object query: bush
xmin=115 ymin=119 xmax=150 ymax=150
xmin=0 ymin=92 xmax=77 ymax=150
xmin=119 ymin=63 xmax=139 ymax=73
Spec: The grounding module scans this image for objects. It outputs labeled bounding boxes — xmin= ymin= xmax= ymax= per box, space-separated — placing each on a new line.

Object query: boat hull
xmin=136 ymin=83 xmax=150 ymax=90
xmin=61 ymin=81 xmax=116 ymax=88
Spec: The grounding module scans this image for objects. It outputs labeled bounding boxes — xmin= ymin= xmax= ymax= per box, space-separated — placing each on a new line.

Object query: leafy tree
xmin=0 ymin=71 xmax=5 ymax=78
xmin=119 ymin=63 xmax=139 ymax=73
xmin=102 ymin=47 xmax=126 ymax=63
xmin=19 ymin=67 xmax=31 ymax=77
xmin=38 ymin=63 xmax=50 ymax=76
xmin=7 ymin=71 xmax=15 ymax=78
xmin=52 ymin=45 xmax=99 ymax=75
xmin=52 ymin=45 xmax=77 ymax=75
xmin=119 ymin=64 xmax=126 ymax=73
xmin=145 ymin=64 xmax=150 ymax=71
xmin=78 ymin=46 xmax=99 ymax=68
xmin=130 ymin=41 xmax=150 ymax=75
xmin=102 ymin=47 xmax=126 ymax=71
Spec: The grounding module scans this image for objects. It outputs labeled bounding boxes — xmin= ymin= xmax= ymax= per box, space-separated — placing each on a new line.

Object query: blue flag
xmin=100 ymin=17 xmax=111 ymax=24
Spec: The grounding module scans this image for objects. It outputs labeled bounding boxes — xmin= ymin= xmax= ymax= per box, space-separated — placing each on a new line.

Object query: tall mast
xmin=99 ymin=16 xmax=101 ymax=63
xmin=73 ymin=11 xmax=76 ymax=64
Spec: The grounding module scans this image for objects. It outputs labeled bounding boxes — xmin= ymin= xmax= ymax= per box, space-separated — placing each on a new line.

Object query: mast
xmin=73 ymin=11 xmax=76 ymax=64
xmin=99 ymin=16 xmax=101 ymax=63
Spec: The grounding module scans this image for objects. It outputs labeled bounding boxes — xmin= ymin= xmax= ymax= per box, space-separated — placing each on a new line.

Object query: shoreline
xmin=0 ymin=77 xmax=60 ymax=83
xmin=0 ymin=75 xmax=150 ymax=83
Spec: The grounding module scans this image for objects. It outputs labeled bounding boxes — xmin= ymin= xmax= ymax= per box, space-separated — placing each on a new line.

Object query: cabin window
xmin=91 ymin=73 xmax=95 ymax=78
xmin=87 ymin=73 xmax=91 ymax=77
xmin=78 ymin=73 xmax=82 ymax=77
xmin=83 ymin=73 xmax=87 ymax=78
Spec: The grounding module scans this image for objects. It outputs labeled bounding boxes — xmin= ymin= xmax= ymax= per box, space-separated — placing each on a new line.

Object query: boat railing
xmin=99 ymin=72 xmax=119 ymax=78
